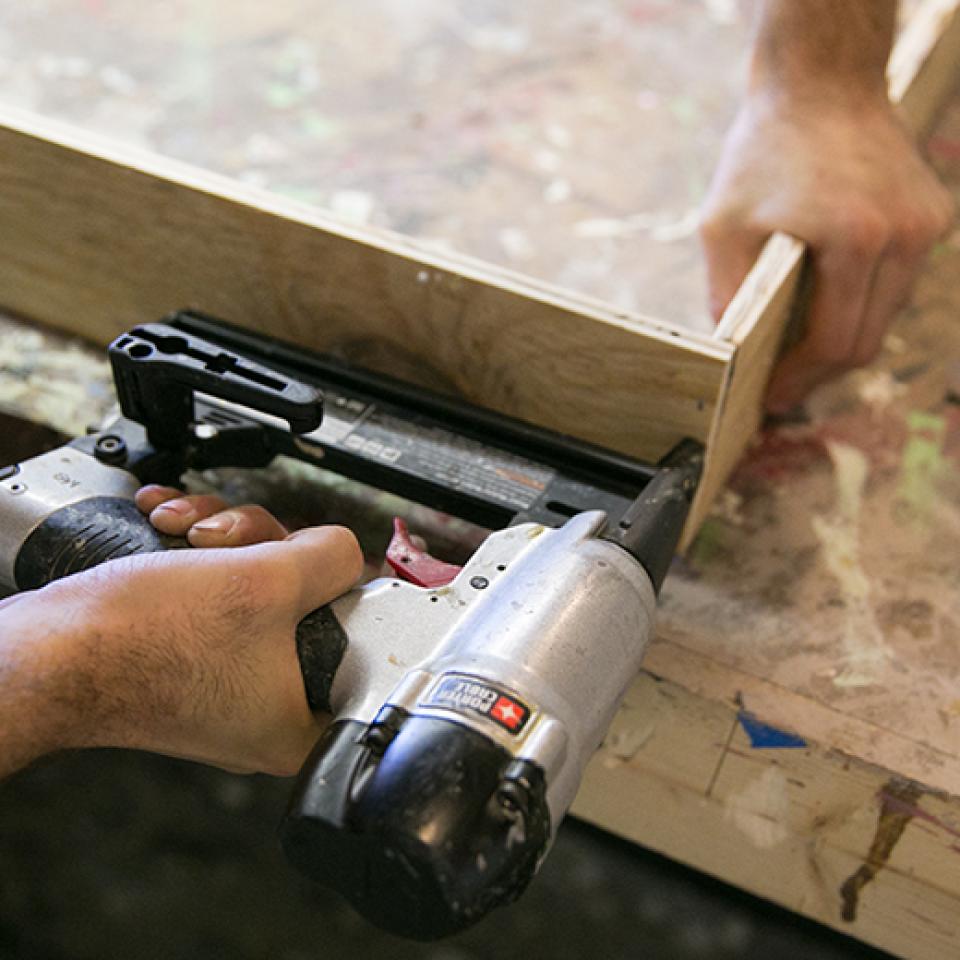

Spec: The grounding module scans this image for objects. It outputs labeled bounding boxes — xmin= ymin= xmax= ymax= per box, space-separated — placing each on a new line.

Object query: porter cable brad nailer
xmin=0 ymin=312 xmax=702 ymax=940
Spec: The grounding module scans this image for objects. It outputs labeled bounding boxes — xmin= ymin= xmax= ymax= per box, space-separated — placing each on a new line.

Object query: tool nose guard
xmin=280 ymin=713 xmax=550 ymax=940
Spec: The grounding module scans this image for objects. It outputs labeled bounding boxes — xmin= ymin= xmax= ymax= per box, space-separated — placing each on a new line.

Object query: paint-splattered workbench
xmin=1 ymin=2 xmax=959 ymax=958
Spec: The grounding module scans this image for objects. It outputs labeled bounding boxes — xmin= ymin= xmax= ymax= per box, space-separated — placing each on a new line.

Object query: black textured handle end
xmin=14 ymin=496 xmax=182 ymax=590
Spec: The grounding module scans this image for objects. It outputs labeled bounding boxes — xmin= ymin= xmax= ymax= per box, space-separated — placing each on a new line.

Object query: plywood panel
xmin=0 ymin=106 xmax=728 ymax=468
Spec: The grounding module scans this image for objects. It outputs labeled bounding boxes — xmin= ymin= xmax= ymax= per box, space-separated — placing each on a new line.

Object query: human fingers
xmin=280 ymin=525 xmax=365 ymax=618
xmin=848 ymin=252 xmax=926 ymax=369
xmin=135 ymin=484 xmax=187 ymax=514
xmin=700 ymin=219 xmax=767 ymax=322
xmin=144 ymin=492 xmax=232 ymax=536
xmin=187 ymin=504 xmax=290 ymax=548
xmin=850 ymin=194 xmax=954 ymax=367
xmin=765 ymin=223 xmax=885 ymax=413
xmin=137 ymin=485 xmax=291 ymax=546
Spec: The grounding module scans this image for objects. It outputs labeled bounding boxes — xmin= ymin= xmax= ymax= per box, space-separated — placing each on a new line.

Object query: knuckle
xmin=698 ymin=209 xmax=721 ymax=238
xmin=324 ymin=525 xmax=364 ymax=576
xmin=193 ymin=494 xmax=227 ymax=514
xmin=697 ymin=204 xmax=739 ymax=244
xmin=893 ymin=211 xmax=942 ymax=256
xmin=237 ymin=504 xmax=273 ymax=526
xmin=254 ymin=557 xmax=300 ymax=605
xmin=839 ymin=205 xmax=890 ymax=257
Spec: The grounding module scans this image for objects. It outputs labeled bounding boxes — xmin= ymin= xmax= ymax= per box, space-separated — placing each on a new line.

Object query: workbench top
xmin=0 ymin=0 xmax=756 ymax=333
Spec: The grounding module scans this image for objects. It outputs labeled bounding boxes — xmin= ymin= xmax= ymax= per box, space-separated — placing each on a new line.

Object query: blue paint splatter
xmin=738 ymin=711 xmax=807 ymax=748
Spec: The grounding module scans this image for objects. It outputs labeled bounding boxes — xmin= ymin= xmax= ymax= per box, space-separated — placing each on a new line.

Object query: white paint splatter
xmin=573 ymin=208 xmax=698 ymax=243
xmin=575 ymin=215 xmax=650 ymax=239
xmin=533 ymin=148 xmax=562 ymax=174
xmin=703 ymin=0 xmax=739 ymax=25
xmin=650 ymin=208 xmax=700 ymax=243
xmin=462 ymin=24 xmax=530 ymax=54
xmin=99 ymin=65 xmax=138 ymax=96
xmin=498 ymin=227 xmax=536 ymax=261
xmin=36 ymin=55 xmax=91 ymax=80
xmin=856 ymin=370 xmax=906 ymax=417
xmin=243 ymin=132 xmax=290 ymax=165
xmin=543 ymin=178 xmax=572 ymax=204
xmin=711 ymin=489 xmax=746 ymax=527
xmin=724 ymin=766 xmax=790 ymax=848
xmin=545 ymin=123 xmax=572 ymax=150
xmin=237 ymin=169 xmax=269 ymax=188
xmin=329 ymin=190 xmax=375 ymax=225
xmin=812 ymin=442 xmax=892 ymax=688
xmin=602 ymin=721 xmax=655 ymax=765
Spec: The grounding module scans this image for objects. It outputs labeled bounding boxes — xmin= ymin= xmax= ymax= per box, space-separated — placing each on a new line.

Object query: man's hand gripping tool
xmin=0 ymin=313 xmax=703 ymax=940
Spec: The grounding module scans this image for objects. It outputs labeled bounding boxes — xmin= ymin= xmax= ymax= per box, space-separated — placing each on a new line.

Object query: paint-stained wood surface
xmin=0 ymin=0 xmax=755 ymax=332
xmin=574 ymin=108 xmax=960 ymax=949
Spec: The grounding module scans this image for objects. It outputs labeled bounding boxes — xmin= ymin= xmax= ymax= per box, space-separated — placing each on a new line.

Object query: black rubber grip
xmin=14 ymin=496 xmax=180 ymax=589
xmin=14 ymin=496 xmax=349 ymax=713
xmin=295 ymin=607 xmax=349 ymax=714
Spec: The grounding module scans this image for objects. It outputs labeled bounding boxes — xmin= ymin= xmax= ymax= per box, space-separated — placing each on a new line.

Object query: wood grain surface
xmin=0 ymin=106 xmax=729 ymax=469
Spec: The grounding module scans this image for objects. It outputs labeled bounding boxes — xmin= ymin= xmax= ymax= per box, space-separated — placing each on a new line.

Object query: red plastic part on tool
xmin=386 ymin=517 xmax=463 ymax=588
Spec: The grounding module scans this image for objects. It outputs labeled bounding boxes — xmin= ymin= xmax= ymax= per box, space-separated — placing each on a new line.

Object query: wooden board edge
xmin=643 ymin=633 xmax=960 ymax=796
xmin=890 ymin=0 xmax=960 ymax=131
xmin=679 ymin=235 xmax=805 ymax=550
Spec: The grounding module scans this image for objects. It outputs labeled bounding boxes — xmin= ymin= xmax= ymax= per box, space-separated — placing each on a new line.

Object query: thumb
xmin=281 ymin=525 xmax=364 ymax=617
xmin=701 ymin=221 xmax=767 ymax=323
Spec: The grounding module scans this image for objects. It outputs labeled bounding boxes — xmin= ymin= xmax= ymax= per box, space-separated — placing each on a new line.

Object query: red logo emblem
xmin=422 ymin=674 xmax=532 ymax=734
xmin=491 ymin=696 xmax=524 ymax=731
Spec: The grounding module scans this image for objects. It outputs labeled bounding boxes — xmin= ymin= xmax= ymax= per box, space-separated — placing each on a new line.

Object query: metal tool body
xmin=0 ymin=312 xmax=702 ymax=939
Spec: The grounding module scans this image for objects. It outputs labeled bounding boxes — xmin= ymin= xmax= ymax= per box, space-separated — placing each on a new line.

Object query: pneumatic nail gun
xmin=0 ymin=310 xmax=702 ymax=940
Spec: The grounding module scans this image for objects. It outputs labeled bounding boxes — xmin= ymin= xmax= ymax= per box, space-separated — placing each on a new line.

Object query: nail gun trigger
xmin=385 ymin=517 xmax=463 ymax=589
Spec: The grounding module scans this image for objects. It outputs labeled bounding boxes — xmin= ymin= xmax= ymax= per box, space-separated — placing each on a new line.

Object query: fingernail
xmin=192 ymin=515 xmax=237 ymax=535
xmin=154 ymin=500 xmax=194 ymax=517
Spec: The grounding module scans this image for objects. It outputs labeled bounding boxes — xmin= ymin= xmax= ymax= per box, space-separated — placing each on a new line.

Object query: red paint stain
xmin=732 ymin=429 xmax=828 ymax=486
xmin=733 ymin=408 xmax=917 ymax=492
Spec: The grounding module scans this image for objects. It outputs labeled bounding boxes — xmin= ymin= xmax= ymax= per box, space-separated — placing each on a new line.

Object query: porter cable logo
xmin=422 ymin=674 xmax=531 ymax=735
